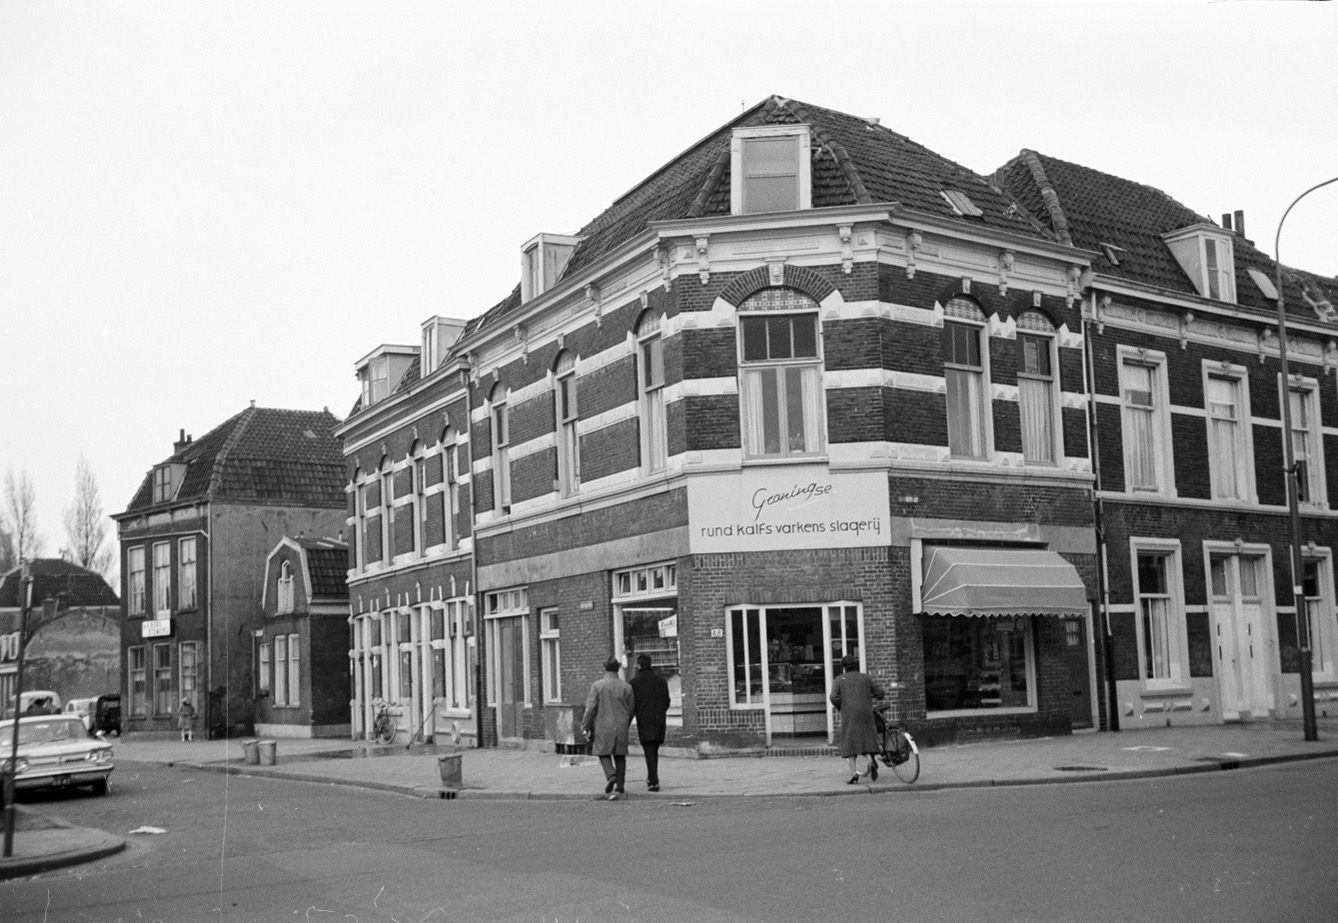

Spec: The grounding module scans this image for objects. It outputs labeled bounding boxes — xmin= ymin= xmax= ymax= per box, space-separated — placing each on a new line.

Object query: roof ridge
xmin=1016 ymin=149 xmax=1073 ymax=248
xmin=212 ymin=405 xmax=258 ymax=496
xmin=782 ymin=98 xmax=873 ymax=206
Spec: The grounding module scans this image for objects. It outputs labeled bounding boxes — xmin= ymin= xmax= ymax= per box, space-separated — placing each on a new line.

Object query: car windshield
xmin=0 ymin=718 xmax=89 ymax=747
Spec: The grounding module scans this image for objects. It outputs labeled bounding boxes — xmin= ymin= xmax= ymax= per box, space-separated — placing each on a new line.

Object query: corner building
xmin=405 ymin=96 xmax=1102 ymax=753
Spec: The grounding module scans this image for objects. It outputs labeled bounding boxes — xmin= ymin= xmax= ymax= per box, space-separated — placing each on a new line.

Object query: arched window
xmin=554 ymin=352 xmax=579 ymax=497
xmin=277 ymin=560 xmax=295 ymax=614
xmin=943 ymin=297 xmax=989 ymax=459
xmin=737 ymin=288 xmax=824 ymax=458
xmin=489 ymin=384 xmax=511 ymax=514
xmin=636 ymin=312 xmax=667 ymax=472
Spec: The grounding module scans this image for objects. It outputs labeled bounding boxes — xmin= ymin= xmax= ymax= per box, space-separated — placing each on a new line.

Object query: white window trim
xmin=730 ymin=125 xmax=812 ymax=216
xmin=943 ymin=317 xmax=994 ymax=461
xmin=177 ymin=537 xmax=197 ymax=610
xmin=127 ymin=546 xmax=146 ymax=616
xmin=636 ymin=317 xmax=668 ymax=473
xmin=1279 ymin=373 xmax=1327 ymax=509
xmin=1016 ymin=326 xmax=1061 ymax=465
xmin=1131 ymin=537 xmax=1190 ymax=691
xmin=483 ymin=588 xmax=530 ymax=708
xmin=1118 ymin=346 xmax=1176 ymax=498
xmin=152 ymin=541 xmax=172 ymax=617
xmin=491 ymin=392 xmax=511 ymax=514
xmin=539 ymin=607 xmax=562 ymax=705
xmin=553 ymin=357 xmax=580 ymax=498
xmin=277 ymin=561 xmax=295 ymax=615
xmin=737 ymin=303 xmax=827 ymax=460
xmin=1201 ymin=360 xmax=1256 ymax=503
xmin=1304 ymin=550 xmax=1336 ymax=681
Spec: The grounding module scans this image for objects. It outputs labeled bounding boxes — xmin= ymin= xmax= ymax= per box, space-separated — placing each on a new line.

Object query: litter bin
xmin=242 ymin=739 xmax=260 ymax=765
xmin=258 ymin=740 xmax=277 ymax=766
xmin=437 ymin=753 xmax=463 ymax=789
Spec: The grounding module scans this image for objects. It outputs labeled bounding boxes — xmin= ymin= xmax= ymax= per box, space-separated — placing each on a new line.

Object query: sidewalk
xmin=5 ymin=718 xmax=1337 ymax=879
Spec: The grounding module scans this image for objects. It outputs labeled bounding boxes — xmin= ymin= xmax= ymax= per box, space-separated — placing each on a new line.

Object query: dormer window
xmin=277 ymin=560 xmax=294 ymax=614
xmin=1164 ymin=225 xmax=1236 ymax=303
xmin=152 ymin=463 xmax=185 ymax=503
xmin=731 ymin=126 xmax=812 ymax=215
xmin=420 ymin=316 xmax=466 ymax=378
xmin=355 ymin=345 xmax=418 ymax=409
xmin=519 ymin=233 xmax=580 ymax=303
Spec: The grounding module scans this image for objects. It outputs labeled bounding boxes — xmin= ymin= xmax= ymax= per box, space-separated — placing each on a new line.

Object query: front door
xmin=1210 ymin=555 xmax=1273 ymax=720
xmin=496 ymin=616 xmax=526 ymax=738
xmin=1064 ymin=617 xmax=1093 ymax=728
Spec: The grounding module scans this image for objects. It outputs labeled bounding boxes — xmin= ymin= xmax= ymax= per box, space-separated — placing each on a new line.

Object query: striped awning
xmin=920 ymin=547 xmax=1088 ymax=618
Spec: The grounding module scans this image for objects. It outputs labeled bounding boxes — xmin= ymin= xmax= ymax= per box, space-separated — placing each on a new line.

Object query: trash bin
xmin=437 ymin=753 xmax=462 ymax=789
xmin=258 ymin=740 xmax=277 ymax=766
xmin=242 ymin=739 xmax=260 ymax=765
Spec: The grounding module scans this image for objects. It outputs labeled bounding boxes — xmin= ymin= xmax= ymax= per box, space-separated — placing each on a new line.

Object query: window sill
xmin=927 ymin=706 xmax=1037 ymax=719
xmin=742 ymin=454 xmax=828 ymax=466
xmin=1140 ymin=685 xmax=1193 ymax=698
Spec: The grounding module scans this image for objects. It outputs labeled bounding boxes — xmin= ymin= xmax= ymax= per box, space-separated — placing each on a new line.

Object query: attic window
xmin=1099 ymin=243 xmax=1127 ymax=266
xmin=519 ymin=234 xmax=580 ymax=303
xmin=1247 ymin=269 xmax=1278 ymax=301
xmin=941 ymin=190 xmax=983 ymax=218
xmin=1163 ymin=225 xmax=1236 ymax=304
xmin=731 ymin=126 xmax=812 ymax=215
xmin=152 ymin=465 xmax=182 ymax=504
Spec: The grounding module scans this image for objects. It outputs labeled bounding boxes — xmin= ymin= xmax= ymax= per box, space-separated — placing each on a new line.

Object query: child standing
xmin=178 ymin=698 xmax=196 ymax=742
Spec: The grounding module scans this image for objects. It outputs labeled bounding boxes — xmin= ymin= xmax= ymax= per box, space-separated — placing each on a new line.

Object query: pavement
xmin=4 ymin=717 xmax=1337 ymax=879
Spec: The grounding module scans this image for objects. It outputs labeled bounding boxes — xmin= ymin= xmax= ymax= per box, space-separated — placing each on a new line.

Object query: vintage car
xmin=0 ymin=714 xmax=114 ymax=796
xmin=65 ymin=697 xmax=99 ymax=731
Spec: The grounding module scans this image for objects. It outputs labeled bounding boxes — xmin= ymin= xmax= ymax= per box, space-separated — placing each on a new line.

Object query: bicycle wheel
xmin=375 ymin=717 xmax=396 ymax=745
xmin=889 ymin=730 xmax=920 ymax=784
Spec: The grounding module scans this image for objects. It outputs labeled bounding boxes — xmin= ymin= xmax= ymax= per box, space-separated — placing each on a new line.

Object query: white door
xmin=822 ymin=604 xmax=863 ymax=745
xmin=729 ymin=608 xmax=772 ymax=747
xmin=1210 ymin=555 xmax=1273 ymax=719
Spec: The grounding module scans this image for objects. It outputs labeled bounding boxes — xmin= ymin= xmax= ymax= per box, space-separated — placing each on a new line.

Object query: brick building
xmin=345 ymin=96 xmax=1104 ymax=752
xmin=995 ymin=152 xmax=1338 ymax=728
xmin=114 ymin=406 xmax=346 ymax=738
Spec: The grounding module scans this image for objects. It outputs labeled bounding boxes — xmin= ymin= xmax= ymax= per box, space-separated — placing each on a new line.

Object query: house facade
xmin=254 ymin=535 xmax=351 ymax=738
xmin=995 ymin=152 xmax=1338 ymax=728
xmin=0 ymin=559 xmax=121 ymax=712
xmin=113 ymin=406 xmax=347 ymax=738
xmin=345 ymin=97 xmax=1104 ymax=753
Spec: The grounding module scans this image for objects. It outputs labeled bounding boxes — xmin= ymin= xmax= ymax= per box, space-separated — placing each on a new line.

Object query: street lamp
xmin=1274 ymin=175 xmax=1338 ymax=744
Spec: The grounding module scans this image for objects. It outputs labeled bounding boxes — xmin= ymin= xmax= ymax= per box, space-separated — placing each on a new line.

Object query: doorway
xmin=1210 ymin=553 xmax=1273 ymax=720
xmin=1063 ymin=617 xmax=1093 ymax=728
xmin=492 ymin=616 xmax=526 ymax=739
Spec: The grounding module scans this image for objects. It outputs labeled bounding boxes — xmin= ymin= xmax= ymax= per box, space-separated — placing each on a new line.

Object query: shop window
xmin=129 ymin=646 xmax=147 ymax=717
xmin=127 ymin=547 xmax=145 ymax=616
xmin=738 ymin=289 xmax=824 ymax=459
xmin=637 ymin=312 xmax=667 ymax=472
xmin=922 ymin=616 xmax=1035 ymax=712
xmin=178 ymin=537 xmax=197 ymax=610
xmin=614 ymin=563 xmax=681 ymax=719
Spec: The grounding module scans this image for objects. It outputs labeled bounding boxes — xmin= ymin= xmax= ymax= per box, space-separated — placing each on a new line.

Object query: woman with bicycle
xmin=830 ymin=654 xmax=885 ymax=784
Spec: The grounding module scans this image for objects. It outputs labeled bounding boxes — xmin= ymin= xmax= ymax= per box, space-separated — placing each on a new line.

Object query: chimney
xmin=1221 ymin=213 xmax=1233 ymax=233
xmin=174 ymin=428 xmax=192 ymax=453
xmin=1234 ymin=210 xmax=1245 ymax=240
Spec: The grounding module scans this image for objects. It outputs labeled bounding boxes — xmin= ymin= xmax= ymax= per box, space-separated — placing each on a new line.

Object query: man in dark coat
xmin=582 ymin=657 xmax=635 ymax=800
xmin=630 ymin=653 xmax=671 ymax=792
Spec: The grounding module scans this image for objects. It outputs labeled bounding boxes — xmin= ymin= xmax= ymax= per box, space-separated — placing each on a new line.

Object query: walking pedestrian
xmin=178 ymin=697 xmax=197 ymax=742
xmin=581 ymin=657 xmax=635 ymax=800
xmin=830 ymin=654 xmax=884 ymax=784
xmin=630 ymin=653 xmax=670 ymax=792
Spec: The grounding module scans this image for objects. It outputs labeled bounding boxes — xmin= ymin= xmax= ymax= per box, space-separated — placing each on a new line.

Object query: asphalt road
xmin=2 ymin=757 xmax=1335 ymax=922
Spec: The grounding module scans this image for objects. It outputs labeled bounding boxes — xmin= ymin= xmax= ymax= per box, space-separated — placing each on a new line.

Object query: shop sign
xmin=1 ymin=631 xmax=19 ymax=662
xmin=142 ymin=618 xmax=173 ymax=639
xmin=658 ymin=615 xmax=678 ymax=638
xmin=686 ymin=465 xmax=891 ymax=553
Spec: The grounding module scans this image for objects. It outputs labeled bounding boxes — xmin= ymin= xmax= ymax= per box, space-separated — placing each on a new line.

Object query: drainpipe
xmin=205 ymin=508 xmax=214 ymax=739
xmin=465 ymin=368 xmax=487 ymax=748
xmin=1083 ymin=294 xmax=1119 ymax=731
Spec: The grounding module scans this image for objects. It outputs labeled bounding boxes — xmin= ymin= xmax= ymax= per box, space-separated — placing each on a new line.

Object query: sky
xmin=2 ymin=0 xmax=1336 ymax=579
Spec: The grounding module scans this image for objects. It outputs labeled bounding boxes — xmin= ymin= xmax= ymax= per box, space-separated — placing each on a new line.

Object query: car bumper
xmin=13 ymin=767 xmax=114 ymax=790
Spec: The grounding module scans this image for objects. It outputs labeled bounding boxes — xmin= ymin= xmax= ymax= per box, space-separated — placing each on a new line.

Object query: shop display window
xmin=922 ymin=616 xmax=1033 ymax=712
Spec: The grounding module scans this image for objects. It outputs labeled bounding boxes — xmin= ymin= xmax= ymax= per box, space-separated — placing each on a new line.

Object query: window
xmin=446 ymin=598 xmax=473 ymax=710
xmin=540 ymin=608 xmax=561 ymax=704
xmin=1120 ymin=352 xmax=1172 ymax=494
xmin=923 ymin=616 xmax=1035 ymax=711
xmin=273 ymin=635 xmax=288 ymax=706
xmin=944 ymin=301 xmax=988 ymax=458
xmin=484 ymin=588 xmax=530 ymax=709
xmin=731 ymin=127 xmax=811 ymax=215
xmin=360 ymin=479 xmax=383 ymax=566
xmin=1205 ymin=369 xmax=1251 ymax=501
xmin=554 ymin=352 xmax=580 ymax=497
xmin=277 ymin=561 xmax=294 ymax=614
xmin=127 ymin=547 xmax=145 ymax=616
xmin=446 ymin=442 xmax=461 ymax=549
xmin=738 ymin=289 xmax=824 ymax=458
xmin=637 ymin=312 xmax=667 ymax=472
xmin=152 ymin=542 xmax=171 ymax=615
xmin=491 ymin=390 xmax=511 ymax=513
xmin=287 ymin=633 xmax=300 ymax=706
xmin=153 ymin=466 xmax=174 ymax=503
xmin=1136 ymin=550 xmax=1183 ymax=685
xmin=1204 ymin=238 xmax=1232 ymax=302
xmin=1303 ymin=558 xmax=1335 ymax=678
xmin=154 ymin=643 xmax=172 ymax=715
xmin=178 ymin=537 xmax=197 ymax=610
xmin=1016 ymin=312 xmax=1057 ymax=464
xmin=129 ymin=646 xmax=147 ymax=717
xmin=1286 ymin=381 xmax=1325 ymax=506
xmin=259 ymin=642 xmax=271 ymax=696
xmin=614 ymin=563 xmax=681 ymax=719
xmin=180 ymin=642 xmax=198 ymax=711
xmin=1164 ymin=227 xmax=1236 ymax=304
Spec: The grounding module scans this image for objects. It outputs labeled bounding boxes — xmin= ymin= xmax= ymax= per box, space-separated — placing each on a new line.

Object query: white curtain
xmin=1019 ymin=377 xmax=1054 ymax=462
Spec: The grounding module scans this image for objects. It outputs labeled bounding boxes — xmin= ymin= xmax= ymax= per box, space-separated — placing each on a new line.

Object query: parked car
xmin=2 ymin=690 xmax=64 ymax=719
xmin=0 ymin=714 xmax=114 ymax=796
xmin=94 ymin=693 xmax=122 ymax=737
xmin=65 ymin=697 xmax=99 ymax=732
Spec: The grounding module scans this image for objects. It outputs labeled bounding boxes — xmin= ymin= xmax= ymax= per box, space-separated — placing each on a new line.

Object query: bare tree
xmin=2 ymin=467 xmax=46 ymax=563
xmin=62 ymin=455 xmax=112 ymax=576
xmin=0 ymin=521 xmax=14 ymax=575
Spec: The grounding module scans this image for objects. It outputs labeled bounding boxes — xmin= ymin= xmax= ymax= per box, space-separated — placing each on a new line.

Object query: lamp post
xmin=3 ymin=563 xmax=33 ymax=858
xmin=1274 ymin=175 xmax=1338 ymax=744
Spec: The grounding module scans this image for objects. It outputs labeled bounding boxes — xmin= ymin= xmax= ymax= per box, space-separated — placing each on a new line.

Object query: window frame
xmin=1302 ymin=552 xmax=1336 ymax=680
xmin=287 ymin=632 xmax=300 ymax=706
xmin=127 ymin=546 xmax=146 ymax=616
xmin=554 ymin=353 xmax=580 ymax=497
xmin=1281 ymin=375 xmax=1326 ymax=508
xmin=1203 ymin=362 xmax=1255 ymax=502
xmin=129 ymin=645 xmax=147 ymax=717
xmin=491 ymin=390 xmax=511 ymax=514
xmin=730 ymin=125 xmax=812 ymax=216
xmin=153 ymin=642 xmax=172 ymax=716
xmin=539 ymin=608 xmax=562 ymax=704
xmin=152 ymin=541 xmax=171 ymax=616
xmin=179 ymin=641 xmax=199 ymax=711
xmin=483 ymin=588 xmax=530 ymax=708
xmin=178 ymin=537 xmax=197 ymax=610
xmin=636 ymin=313 xmax=668 ymax=473
xmin=1119 ymin=347 xmax=1175 ymax=496
xmin=277 ymin=560 xmax=295 ymax=614
xmin=737 ymin=292 xmax=826 ymax=460
xmin=943 ymin=312 xmax=990 ymax=460
xmin=1131 ymin=538 xmax=1188 ymax=690
xmin=1015 ymin=316 xmax=1060 ymax=465
xmin=273 ymin=634 xmax=288 ymax=707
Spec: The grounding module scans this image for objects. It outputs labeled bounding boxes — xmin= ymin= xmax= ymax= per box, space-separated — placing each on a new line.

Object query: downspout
xmin=1083 ymin=291 xmax=1119 ymax=732
xmin=465 ymin=368 xmax=487 ymax=748
xmin=206 ymin=507 xmax=215 ymax=738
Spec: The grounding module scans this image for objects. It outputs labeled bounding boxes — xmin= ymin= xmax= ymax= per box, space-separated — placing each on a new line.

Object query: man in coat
xmin=582 ymin=657 xmax=636 ymax=800
xmin=830 ymin=654 xmax=885 ymax=783
xmin=630 ymin=653 xmax=671 ymax=792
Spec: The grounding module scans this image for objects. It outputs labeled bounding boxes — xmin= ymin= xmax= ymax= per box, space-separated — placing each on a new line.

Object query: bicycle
xmin=371 ymin=700 xmax=397 ymax=745
xmin=857 ymin=702 xmax=920 ymax=783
